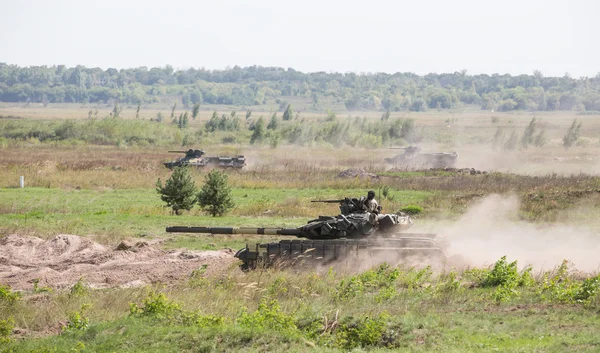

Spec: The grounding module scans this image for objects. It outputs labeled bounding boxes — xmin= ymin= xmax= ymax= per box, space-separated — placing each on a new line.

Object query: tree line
xmin=1 ymin=63 xmax=600 ymax=112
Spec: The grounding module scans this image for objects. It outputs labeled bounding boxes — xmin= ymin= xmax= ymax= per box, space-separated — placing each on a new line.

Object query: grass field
xmin=1 ymin=105 xmax=600 ymax=352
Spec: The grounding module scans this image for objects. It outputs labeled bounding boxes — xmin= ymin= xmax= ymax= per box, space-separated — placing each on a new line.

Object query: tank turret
xmin=166 ymin=197 xmax=446 ymax=270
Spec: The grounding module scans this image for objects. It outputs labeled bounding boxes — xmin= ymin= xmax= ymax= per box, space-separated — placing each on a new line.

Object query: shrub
xmin=69 ymin=277 xmax=89 ymax=298
xmin=335 ymin=313 xmax=398 ymax=349
xmin=400 ymin=205 xmax=422 ymax=215
xmin=574 ymin=275 xmax=600 ymax=302
xmin=129 ymin=291 xmax=182 ymax=319
xmin=0 ymin=285 xmax=21 ymax=304
xmin=0 ymin=317 xmax=15 ymax=344
xmin=64 ymin=304 xmax=91 ymax=332
xmin=33 ymin=278 xmax=52 ymax=293
xmin=237 ymin=299 xmax=296 ymax=332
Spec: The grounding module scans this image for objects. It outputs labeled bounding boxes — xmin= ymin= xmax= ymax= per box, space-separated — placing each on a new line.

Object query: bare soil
xmin=0 ymin=234 xmax=236 ymax=291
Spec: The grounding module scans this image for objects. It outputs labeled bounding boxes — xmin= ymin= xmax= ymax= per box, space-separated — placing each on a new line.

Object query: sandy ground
xmin=0 ymin=234 xmax=237 ymax=291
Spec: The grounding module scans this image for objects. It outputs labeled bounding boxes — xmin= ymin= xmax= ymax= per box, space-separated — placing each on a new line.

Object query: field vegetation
xmin=0 ymin=103 xmax=599 ymax=351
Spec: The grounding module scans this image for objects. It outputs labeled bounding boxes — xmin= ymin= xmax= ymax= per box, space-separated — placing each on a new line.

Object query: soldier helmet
xmin=367 ymin=190 xmax=376 ymax=198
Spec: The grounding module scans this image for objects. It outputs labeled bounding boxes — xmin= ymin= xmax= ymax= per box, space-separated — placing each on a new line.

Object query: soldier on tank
xmin=360 ymin=190 xmax=382 ymax=225
xmin=362 ymin=190 xmax=379 ymax=213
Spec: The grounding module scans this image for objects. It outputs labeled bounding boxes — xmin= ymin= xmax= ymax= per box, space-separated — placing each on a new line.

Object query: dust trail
xmin=441 ymin=194 xmax=600 ymax=272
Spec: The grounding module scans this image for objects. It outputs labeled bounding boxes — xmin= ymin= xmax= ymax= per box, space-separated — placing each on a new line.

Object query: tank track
xmin=235 ymin=235 xmax=447 ymax=270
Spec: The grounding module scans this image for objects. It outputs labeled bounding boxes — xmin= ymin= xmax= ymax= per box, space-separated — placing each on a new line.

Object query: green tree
xmin=282 ymin=104 xmax=293 ymax=121
xmin=520 ymin=117 xmax=537 ymax=149
xmin=563 ymin=119 xmax=582 ymax=149
xmin=136 ymin=103 xmax=141 ymax=119
xmin=492 ymin=127 xmax=504 ymax=150
xmin=111 ymin=102 xmax=121 ymax=118
xmin=504 ymin=130 xmax=518 ymax=151
xmin=205 ymin=111 xmax=219 ymax=132
xmin=197 ymin=169 xmax=235 ymax=217
xmin=192 ymin=104 xmax=200 ymax=120
xmin=250 ymin=116 xmax=266 ymax=144
xmin=178 ymin=112 xmax=189 ymax=129
xmin=267 ymin=112 xmax=278 ymax=129
xmin=381 ymin=111 xmax=390 ymax=121
xmin=170 ymin=102 xmax=177 ymax=120
xmin=156 ymin=167 xmax=197 ymax=215
xmin=245 ymin=109 xmax=252 ymax=120
xmin=534 ymin=129 xmax=547 ymax=147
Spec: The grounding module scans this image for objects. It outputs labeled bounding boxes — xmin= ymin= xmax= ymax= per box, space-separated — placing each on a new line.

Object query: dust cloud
xmin=441 ymin=194 xmax=600 ymax=272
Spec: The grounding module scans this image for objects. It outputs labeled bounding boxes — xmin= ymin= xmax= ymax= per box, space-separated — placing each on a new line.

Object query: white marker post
xmin=19 ymin=176 xmax=24 ymax=188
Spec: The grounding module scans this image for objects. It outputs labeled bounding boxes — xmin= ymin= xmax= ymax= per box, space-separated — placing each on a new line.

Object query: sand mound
xmin=0 ymin=234 xmax=236 ymax=290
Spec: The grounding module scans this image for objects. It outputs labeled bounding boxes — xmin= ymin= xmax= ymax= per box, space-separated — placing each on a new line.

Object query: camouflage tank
xmin=385 ymin=146 xmax=458 ymax=168
xmin=166 ymin=197 xmax=446 ymax=270
xmin=163 ymin=149 xmax=246 ymax=170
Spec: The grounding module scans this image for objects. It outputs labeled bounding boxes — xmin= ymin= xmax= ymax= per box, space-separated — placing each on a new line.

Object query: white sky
xmin=1 ymin=0 xmax=598 ymax=77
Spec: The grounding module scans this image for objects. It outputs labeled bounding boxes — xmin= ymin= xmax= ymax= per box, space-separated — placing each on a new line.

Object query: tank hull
xmin=235 ymin=235 xmax=447 ymax=270
xmin=164 ymin=156 xmax=246 ymax=170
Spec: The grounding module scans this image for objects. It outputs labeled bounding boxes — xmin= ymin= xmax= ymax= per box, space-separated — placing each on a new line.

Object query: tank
xmin=166 ymin=197 xmax=446 ymax=270
xmin=385 ymin=146 xmax=458 ymax=169
xmin=164 ymin=149 xmax=246 ymax=170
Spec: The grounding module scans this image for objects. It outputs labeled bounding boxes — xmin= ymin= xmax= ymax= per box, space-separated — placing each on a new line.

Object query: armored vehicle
xmin=167 ymin=197 xmax=446 ymax=270
xmin=385 ymin=146 xmax=458 ymax=168
xmin=163 ymin=149 xmax=246 ymax=170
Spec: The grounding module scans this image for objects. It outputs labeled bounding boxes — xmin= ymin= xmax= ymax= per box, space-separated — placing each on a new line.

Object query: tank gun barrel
xmin=388 ymin=147 xmax=408 ymax=149
xmin=166 ymin=226 xmax=300 ymax=236
xmin=310 ymin=199 xmax=345 ymax=203
xmin=167 ymin=150 xmax=188 ymax=153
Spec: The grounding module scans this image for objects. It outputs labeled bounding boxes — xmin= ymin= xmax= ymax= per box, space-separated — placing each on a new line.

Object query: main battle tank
xmin=385 ymin=146 xmax=458 ymax=168
xmin=166 ymin=197 xmax=446 ymax=270
xmin=163 ymin=149 xmax=246 ymax=170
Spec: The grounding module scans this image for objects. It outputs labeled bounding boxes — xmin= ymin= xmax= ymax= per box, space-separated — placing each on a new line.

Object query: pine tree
xmin=192 ymin=104 xmax=200 ymax=120
xmin=112 ymin=102 xmax=121 ymax=118
xmin=520 ymin=117 xmax=537 ymax=149
xmin=492 ymin=127 xmax=504 ymax=150
xmin=197 ymin=170 xmax=235 ymax=217
xmin=250 ymin=117 xmax=265 ymax=144
xmin=534 ymin=129 xmax=547 ymax=147
xmin=504 ymin=130 xmax=518 ymax=151
xmin=156 ymin=167 xmax=197 ymax=215
xmin=282 ymin=104 xmax=293 ymax=121
xmin=267 ymin=112 xmax=278 ymax=129
xmin=563 ymin=119 xmax=582 ymax=149
xmin=170 ymin=102 xmax=177 ymax=120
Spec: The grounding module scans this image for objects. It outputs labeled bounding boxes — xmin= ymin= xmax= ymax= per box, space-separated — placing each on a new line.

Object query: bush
xmin=334 ymin=313 xmax=399 ymax=349
xmin=237 ymin=299 xmax=296 ymax=332
xmin=0 ymin=317 xmax=15 ymax=344
xmin=0 ymin=285 xmax=21 ymax=304
xmin=400 ymin=205 xmax=422 ymax=215
xmin=129 ymin=291 xmax=182 ymax=319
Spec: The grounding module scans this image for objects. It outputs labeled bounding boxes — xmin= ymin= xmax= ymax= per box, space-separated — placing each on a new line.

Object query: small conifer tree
xmin=282 ymin=104 xmax=293 ymax=121
xmin=563 ymin=119 xmax=582 ymax=149
xmin=156 ymin=166 xmax=197 ymax=215
xmin=197 ymin=170 xmax=235 ymax=217
xmin=250 ymin=117 xmax=266 ymax=144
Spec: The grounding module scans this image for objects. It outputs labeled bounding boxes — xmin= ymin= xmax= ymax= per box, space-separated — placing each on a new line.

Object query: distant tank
xmin=167 ymin=197 xmax=446 ymax=270
xmin=163 ymin=149 xmax=246 ymax=170
xmin=385 ymin=146 xmax=458 ymax=168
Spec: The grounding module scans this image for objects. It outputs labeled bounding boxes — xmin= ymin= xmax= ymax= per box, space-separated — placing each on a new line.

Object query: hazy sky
xmin=1 ymin=0 xmax=598 ymax=77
